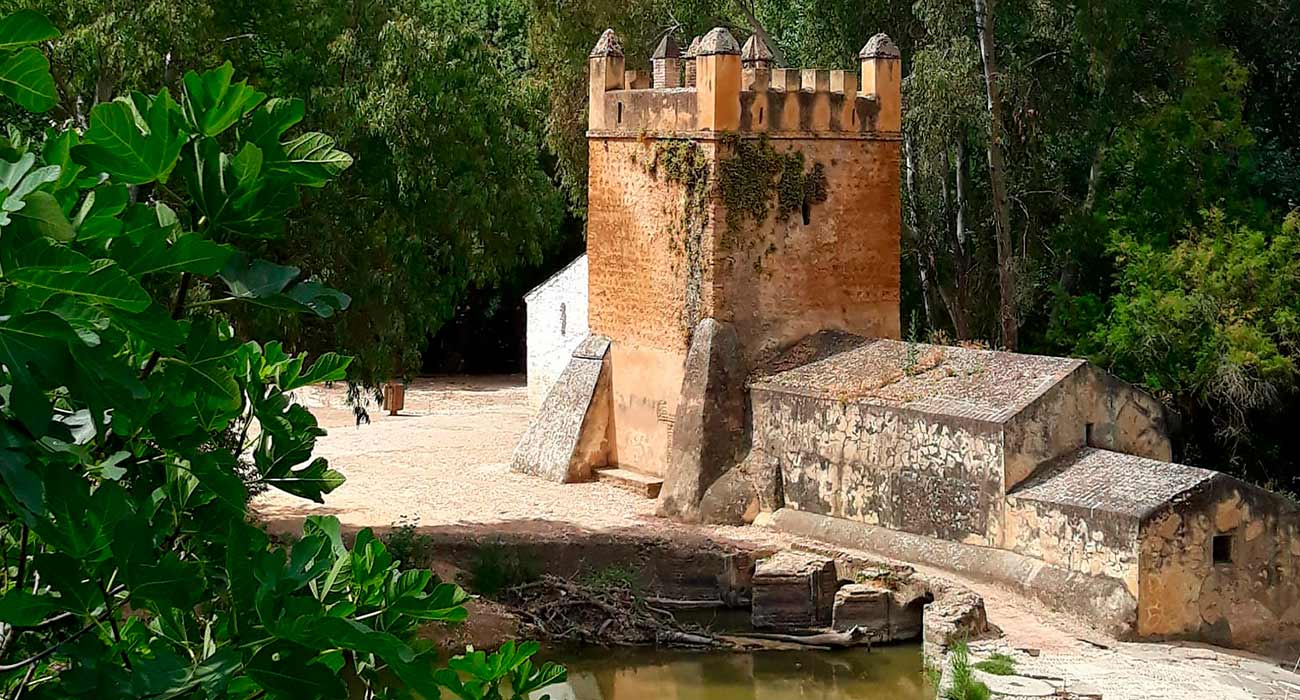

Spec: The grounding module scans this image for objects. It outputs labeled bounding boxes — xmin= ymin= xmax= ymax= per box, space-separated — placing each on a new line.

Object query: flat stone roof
xmin=1010 ymin=447 xmax=1219 ymax=520
xmin=751 ymin=333 xmax=1082 ymax=423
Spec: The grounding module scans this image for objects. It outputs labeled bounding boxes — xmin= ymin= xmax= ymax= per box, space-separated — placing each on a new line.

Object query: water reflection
xmin=536 ymin=645 xmax=931 ymax=700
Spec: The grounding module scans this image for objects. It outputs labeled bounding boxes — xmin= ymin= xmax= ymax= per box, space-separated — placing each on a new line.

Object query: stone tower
xmin=585 ymin=27 xmax=903 ymax=479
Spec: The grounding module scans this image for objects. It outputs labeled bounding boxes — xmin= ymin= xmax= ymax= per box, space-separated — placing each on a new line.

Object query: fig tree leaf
xmin=0 ymin=47 xmax=57 ymax=113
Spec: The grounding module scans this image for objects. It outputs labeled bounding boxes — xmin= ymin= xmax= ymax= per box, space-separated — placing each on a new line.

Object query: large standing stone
xmin=511 ymin=336 xmax=612 ymax=483
xmin=657 ymin=318 xmax=749 ymax=522
xmin=752 ymin=551 xmax=838 ymax=630
xmin=698 ymin=462 xmax=760 ymax=525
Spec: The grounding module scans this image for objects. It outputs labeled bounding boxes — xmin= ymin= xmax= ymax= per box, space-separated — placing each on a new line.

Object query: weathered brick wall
xmin=587 ymin=133 xmax=900 ymax=475
xmin=587 ymin=137 xmax=721 ymax=475
xmin=752 ymin=387 xmax=1004 ymax=545
xmin=713 ymin=137 xmax=901 ymax=367
xmin=1139 ymin=481 xmax=1300 ymax=646
xmin=525 ymin=255 xmax=589 ymax=408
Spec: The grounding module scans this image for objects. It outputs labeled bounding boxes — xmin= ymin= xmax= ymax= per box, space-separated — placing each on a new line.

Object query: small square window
xmin=1212 ymin=533 xmax=1233 ymax=565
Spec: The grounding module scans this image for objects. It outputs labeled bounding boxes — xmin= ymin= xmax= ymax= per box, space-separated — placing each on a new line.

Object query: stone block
xmin=510 ymin=336 xmax=611 ymax=483
xmin=832 ymin=581 xmax=928 ymax=641
xmin=832 ymin=584 xmax=890 ymax=635
xmin=658 ymin=318 xmax=749 ymax=522
xmin=752 ymin=551 xmax=838 ymax=630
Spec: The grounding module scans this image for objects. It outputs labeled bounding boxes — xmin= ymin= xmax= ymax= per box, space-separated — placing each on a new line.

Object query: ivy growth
xmin=717 ymin=134 xmax=829 ymax=231
xmin=643 ymin=139 xmax=710 ymax=333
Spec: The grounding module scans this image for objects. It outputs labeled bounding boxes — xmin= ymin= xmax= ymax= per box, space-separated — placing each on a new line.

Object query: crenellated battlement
xmin=588 ymin=27 xmax=900 ymax=138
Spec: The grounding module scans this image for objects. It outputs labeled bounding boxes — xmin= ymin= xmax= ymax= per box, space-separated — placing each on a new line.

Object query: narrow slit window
xmin=801 ymin=200 xmax=811 ymax=225
xmin=758 ymin=106 xmax=764 ymax=124
xmin=1085 ymin=422 xmax=1095 ymax=446
xmin=1212 ymin=533 xmax=1233 ymax=565
xmin=616 ymin=102 xmax=623 ymax=124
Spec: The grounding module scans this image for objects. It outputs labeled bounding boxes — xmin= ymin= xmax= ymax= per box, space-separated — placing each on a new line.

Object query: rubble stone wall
xmin=1139 ymin=479 xmax=1300 ymax=646
xmin=753 ymin=387 xmax=1005 ymax=545
xmin=1002 ymin=365 xmax=1170 ymax=491
xmin=1003 ymin=497 xmax=1141 ymax=595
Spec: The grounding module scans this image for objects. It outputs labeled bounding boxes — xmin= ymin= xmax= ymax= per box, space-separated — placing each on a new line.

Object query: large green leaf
xmin=282 ymin=352 xmax=351 ymax=391
xmin=9 ymin=191 xmax=73 ymax=241
xmin=184 ymin=138 xmax=296 ymax=237
xmin=158 ymin=319 xmax=242 ymax=414
xmin=247 ymin=642 xmax=347 ymax=699
xmin=115 ymin=233 xmax=235 ymax=277
xmin=72 ymin=93 xmax=189 ymax=185
xmin=217 ymin=254 xmax=350 ymax=317
xmin=272 ymin=132 xmax=353 ymax=187
xmin=0 ymin=227 xmax=91 ymax=276
xmin=241 ymin=97 xmax=351 ymax=188
xmin=244 ymin=98 xmax=305 ymax=149
xmin=181 ymin=62 xmax=266 ymax=137
xmin=0 ymin=47 xmax=57 ymax=112
xmin=0 ymin=589 xmax=61 ymax=626
xmin=0 ymin=152 xmax=61 ymax=228
xmin=0 ymin=310 xmax=78 ymax=434
xmin=0 ymin=10 xmax=59 ymax=50
xmin=43 ymin=129 xmax=86 ymax=202
xmin=218 ymin=253 xmax=298 ymax=298
xmin=0 ymin=447 xmax=43 ymax=515
xmin=8 ymin=262 xmax=150 ymax=311
xmin=71 ymin=185 xmax=129 ymax=240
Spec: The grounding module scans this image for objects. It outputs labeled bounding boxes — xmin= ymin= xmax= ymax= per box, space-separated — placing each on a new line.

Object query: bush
xmin=0 ymin=11 xmax=561 ymax=698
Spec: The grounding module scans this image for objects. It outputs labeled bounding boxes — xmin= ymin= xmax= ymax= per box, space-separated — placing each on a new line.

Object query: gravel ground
xmin=255 ymin=375 xmax=1300 ymax=700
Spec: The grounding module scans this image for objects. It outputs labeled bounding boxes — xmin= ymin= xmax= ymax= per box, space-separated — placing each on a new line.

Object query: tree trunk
xmin=974 ymin=0 xmax=1018 ymax=350
xmin=903 ymin=134 xmax=938 ymax=330
xmin=952 ymin=136 xmax=972 ymax=340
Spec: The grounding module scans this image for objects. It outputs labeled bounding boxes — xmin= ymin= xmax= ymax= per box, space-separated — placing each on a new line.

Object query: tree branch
xmin=0 ymin=621 xmax=97 ymax=672
xmin=140 ymin=272 xmax=194 ymax=379
xmin=734 ymin=0 xmax=787 ymax=67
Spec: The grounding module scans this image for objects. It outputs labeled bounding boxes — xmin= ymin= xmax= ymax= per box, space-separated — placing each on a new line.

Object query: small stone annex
xmin=512 ymin=26 xmax=1300 ymax=650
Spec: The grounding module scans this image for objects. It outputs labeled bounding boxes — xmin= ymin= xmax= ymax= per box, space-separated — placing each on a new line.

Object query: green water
xmin=534 ymin=644 xmax=932 ymax=700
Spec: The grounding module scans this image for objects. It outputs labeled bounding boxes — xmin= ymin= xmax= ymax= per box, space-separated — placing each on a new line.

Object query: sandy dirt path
xmin=255 ymin=376 xmax=1300 ymax=700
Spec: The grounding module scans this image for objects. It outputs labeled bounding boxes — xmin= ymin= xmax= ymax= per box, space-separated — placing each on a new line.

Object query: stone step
xmin=594 ymin=467 xmax=663 ymax=498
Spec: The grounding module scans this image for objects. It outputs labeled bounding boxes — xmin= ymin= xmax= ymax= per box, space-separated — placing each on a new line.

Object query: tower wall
xmin=586 ymin=28 xmax=902 ymax=476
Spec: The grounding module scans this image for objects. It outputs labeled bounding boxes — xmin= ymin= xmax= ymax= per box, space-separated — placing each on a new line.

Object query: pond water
xmin=535 ymin=644 xmax=932 ymax=700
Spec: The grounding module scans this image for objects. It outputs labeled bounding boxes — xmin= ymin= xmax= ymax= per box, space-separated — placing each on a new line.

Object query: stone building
xmin=524 ymin=254 xmax=589 ymax=407
xmin=514 ymin=27 xmax=1300 ymax=648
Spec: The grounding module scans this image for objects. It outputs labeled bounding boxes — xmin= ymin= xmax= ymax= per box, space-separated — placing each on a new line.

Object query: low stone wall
xmin=769 ymin=508 xmax=1139 ymax=637
xmin=1002 ymin=495 xmax=1141 ymax=596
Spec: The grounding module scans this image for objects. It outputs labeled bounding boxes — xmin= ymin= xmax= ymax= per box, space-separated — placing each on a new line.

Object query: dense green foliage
xmin=9 ymin=0 xmax=1299 ymax=485
xmin=527 ymin=0 xmax=1300 ymax=491
xmin=0 ymin=17 xmax=561 ymax=698
xmin=4 ymin=0 xmax=566 ymax=385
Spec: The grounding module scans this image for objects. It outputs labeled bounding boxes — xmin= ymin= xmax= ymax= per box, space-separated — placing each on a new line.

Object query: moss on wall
xmin=718 ymin=135 xmax=829 ymax=231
